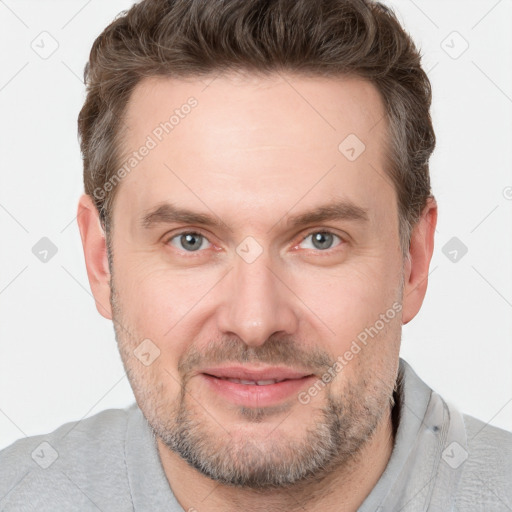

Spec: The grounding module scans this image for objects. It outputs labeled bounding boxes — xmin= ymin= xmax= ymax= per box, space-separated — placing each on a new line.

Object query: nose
xmin=216 ymin=249 xmax=299 ymax=348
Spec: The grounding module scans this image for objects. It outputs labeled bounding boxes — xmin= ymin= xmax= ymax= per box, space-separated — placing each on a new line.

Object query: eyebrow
xmin=285 ymin=201 xmax=369 ymax=229
xmin=140 ymin=200 xmax=369 ymax=231
xmin=141 ymin=203 xmax=226 ymax=230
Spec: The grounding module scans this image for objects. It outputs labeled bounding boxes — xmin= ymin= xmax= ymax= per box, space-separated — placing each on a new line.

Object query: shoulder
xmin=464 ymin=412 xmax=512 ymax=461
xmin=0 ymin=405 xmax=134 ymax=470
xmin=0 ymin=404 xmax=138 ymax=511
xmin=398 ymin=360 xmax=512 ymax=509
xmin=455 ymin=413 xmax=512 ymax=510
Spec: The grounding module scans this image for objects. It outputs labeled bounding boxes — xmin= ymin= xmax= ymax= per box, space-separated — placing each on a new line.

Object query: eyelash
xmin=164 ymin=229 xmax=345 ymax=255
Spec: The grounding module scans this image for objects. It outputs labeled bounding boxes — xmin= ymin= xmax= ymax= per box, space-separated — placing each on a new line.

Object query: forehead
xmin=114 ymin=72 xmax=395 ymax=233
xmin=121 ymin=72 xmax=387 ymax=153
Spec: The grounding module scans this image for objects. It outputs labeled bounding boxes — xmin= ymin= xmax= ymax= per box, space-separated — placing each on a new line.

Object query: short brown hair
xmin=78 ymin=0 xmax=435 ymax=256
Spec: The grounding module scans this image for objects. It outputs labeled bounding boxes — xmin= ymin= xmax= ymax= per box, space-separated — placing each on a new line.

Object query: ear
xmin=76 ymin=194 xmax=113 ymax=320
xmin=401 ymin=196 xmax=437 ymax=325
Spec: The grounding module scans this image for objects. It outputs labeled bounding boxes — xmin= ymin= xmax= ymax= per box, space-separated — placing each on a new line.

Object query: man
xmin=1 ymin=0 xmax=511 ymax=510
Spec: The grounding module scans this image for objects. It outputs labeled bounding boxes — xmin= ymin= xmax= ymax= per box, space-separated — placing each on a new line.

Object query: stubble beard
xmin=108 ymin=262 xmax=401 ymax=491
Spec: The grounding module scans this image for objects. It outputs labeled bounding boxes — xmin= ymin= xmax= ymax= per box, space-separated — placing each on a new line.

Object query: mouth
xmin=205 ymin=375 xmax=296 ymax=386
xmin=198 ymin=366 xmax=317 ymax=407
xmin=200 ymin=365 xmax=315 ymax=382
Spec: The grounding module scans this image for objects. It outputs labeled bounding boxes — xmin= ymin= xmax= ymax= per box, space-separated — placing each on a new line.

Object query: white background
xmin=0 ymin=0 xmax=511 ymax=450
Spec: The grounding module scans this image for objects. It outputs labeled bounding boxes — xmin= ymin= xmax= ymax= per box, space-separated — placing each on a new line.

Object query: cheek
xmin=114 ymin=260 xmax=221 ymax=343
xmin=289 ymin=259 xmax=398 ymax=337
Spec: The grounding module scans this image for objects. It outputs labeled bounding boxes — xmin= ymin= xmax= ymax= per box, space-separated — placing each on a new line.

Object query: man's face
xmin=108 ymin=73 xmax=404 ymax=487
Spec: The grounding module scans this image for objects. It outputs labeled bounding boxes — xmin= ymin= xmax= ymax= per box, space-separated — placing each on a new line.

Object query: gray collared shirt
xmin=1 ymin=358 xmax=511 ymax=511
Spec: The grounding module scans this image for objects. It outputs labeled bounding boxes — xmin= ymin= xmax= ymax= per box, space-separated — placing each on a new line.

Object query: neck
xmin=157 ymin=407 xmax=395 ymax=512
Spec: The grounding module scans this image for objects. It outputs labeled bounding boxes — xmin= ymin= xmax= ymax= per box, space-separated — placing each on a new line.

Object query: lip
xmin=199 ymin=365 xmax=314 ymax=382
xmin=199 ymin=366 xmax=317 ymax=408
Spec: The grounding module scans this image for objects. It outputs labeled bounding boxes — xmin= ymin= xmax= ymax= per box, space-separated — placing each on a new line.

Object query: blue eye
xmin=165 ymin=230 xmax=343 ymax=255
xmin=168 ymin=232 xmax=211 ymax=252
xmin=299 ymin=231 xmax=342 ymax=251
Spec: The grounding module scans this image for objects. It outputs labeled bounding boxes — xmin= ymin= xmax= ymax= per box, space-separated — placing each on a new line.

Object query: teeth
xmin=256 ymin=379 xmax=279 ymax=385
xmin=222 ymin=377 xmax=285 ymax=385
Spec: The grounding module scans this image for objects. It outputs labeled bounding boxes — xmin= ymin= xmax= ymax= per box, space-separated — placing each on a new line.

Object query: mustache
xmin=177 ymin=335 xmax=334 ymax=379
